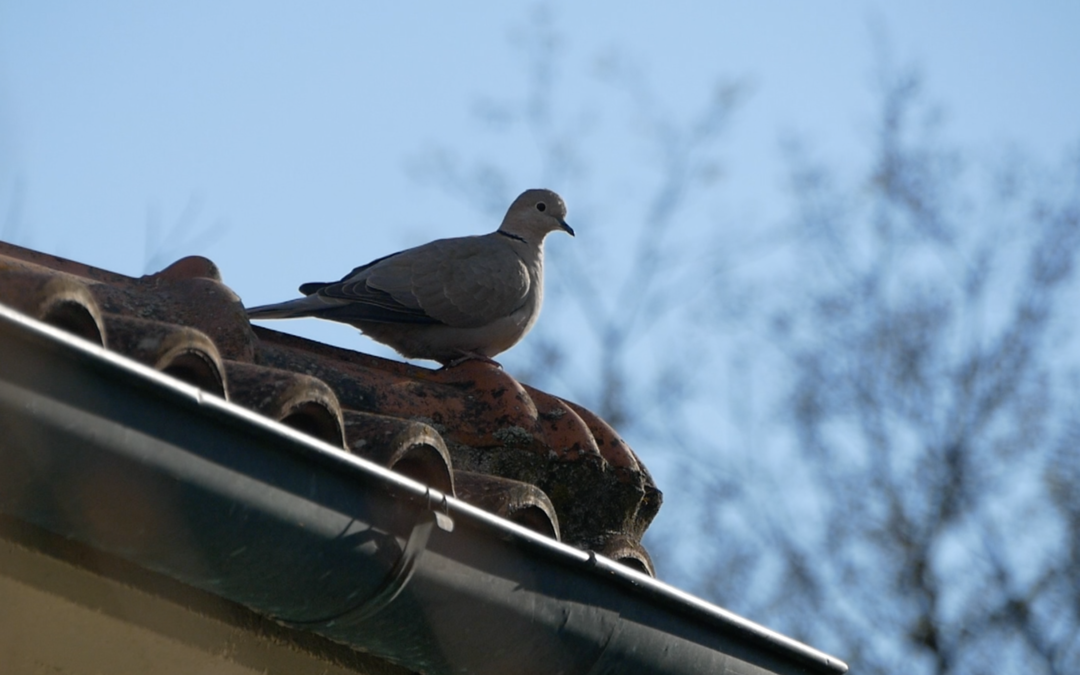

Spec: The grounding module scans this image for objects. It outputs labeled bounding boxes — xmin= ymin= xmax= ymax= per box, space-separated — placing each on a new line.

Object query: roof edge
xmin=0 ymin=302 xmax=848 ymax=675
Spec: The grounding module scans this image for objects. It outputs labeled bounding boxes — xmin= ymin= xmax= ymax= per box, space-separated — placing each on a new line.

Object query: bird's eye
xmin=536 ymin=202 xmax=547 ymax=212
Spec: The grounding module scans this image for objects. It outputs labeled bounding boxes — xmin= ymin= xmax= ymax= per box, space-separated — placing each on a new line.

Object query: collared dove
xmin=246 ymin=188 xmax=573 ymax=366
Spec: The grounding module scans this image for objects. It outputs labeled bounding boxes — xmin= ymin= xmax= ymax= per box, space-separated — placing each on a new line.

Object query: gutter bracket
xmin=346 ymin=489 xmax=454 ymax=620
xmin=428 ymin=488 xmax=455 ymax=533
xmin=347 ymin=504 xmax=436 ymax=622
xmin=282 ymin=489 xmax=454 ymax=625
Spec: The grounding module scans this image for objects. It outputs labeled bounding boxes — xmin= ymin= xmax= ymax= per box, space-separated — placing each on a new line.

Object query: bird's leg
xmin=444 ymin=350 xmax=503 ymax=369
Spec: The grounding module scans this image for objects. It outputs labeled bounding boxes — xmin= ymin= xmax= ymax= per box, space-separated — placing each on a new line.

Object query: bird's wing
xmin=298 ymin=250 xmax=402 ymax=296
xmin=294 ymin=251 xmax=433 ymax=324
xmin=314 ymin=235 xmax=532 ymax=328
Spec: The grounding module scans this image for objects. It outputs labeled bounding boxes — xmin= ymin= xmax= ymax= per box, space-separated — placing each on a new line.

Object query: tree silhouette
xmin=705 ymin=67 xmax=1080 ymax=675
xmin=415 ymin=8 xmax=1080 ymax=674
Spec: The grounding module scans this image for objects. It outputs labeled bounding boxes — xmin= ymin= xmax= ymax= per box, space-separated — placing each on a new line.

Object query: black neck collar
xmin=497 ymin=230 xmax=527 ymax=243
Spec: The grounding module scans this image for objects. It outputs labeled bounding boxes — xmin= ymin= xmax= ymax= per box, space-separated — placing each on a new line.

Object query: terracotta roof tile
xmin=0 ymin=239 xmax=660 ymax=575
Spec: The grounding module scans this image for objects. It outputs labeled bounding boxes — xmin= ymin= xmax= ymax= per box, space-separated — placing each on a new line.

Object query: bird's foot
xmin=444 ymin=351 xmax=503 ymax=369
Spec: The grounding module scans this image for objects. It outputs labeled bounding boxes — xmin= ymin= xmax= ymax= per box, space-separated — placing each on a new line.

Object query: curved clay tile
xmin=0 ymin=268 xmax=106 ymax=347
xmin=342 ymin=411 xmax=455 ymax=496
xmin=252 ymin=328 xmax=661 ymax=557
xmin=453 ymin=470 xmax=560 ymax=541
xmin=224 ymin=362 xmax=346 ymax=449
xmin=103 ymin=314 xmax=228 ymax=398
xmin=89 ymin=258 xmax=257 ymax=363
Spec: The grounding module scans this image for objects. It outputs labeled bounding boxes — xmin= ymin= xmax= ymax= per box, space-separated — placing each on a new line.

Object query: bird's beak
xmin=560 ymin=220 xmax=575 ymax=237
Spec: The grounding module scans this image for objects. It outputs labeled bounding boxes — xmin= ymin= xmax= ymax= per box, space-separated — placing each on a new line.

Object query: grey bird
xmin=246 ymin=188 xmax=573 ymax=366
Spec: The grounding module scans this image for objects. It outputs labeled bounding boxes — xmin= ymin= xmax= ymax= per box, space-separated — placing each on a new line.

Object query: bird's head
xmin=499 ymin=188 xmax=574 ymax=242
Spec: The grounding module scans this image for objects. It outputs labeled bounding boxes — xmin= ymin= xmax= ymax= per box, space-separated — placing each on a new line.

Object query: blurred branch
xmin=754 ymin=66 xmax=1080 ymax=675
xmin=143 ymin=194 xmax=228 ymax=274
xmin=410 ymin=8 xmax=1080 ymax=675
xmin=409 ymin=3 xmax=745 ymax=431
xmin=1 ymin=176 xmax=27 ymax=244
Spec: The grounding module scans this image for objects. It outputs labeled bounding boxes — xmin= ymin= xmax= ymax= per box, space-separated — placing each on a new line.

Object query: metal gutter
xmin=0 ymin=303 xmax=847 ymax=675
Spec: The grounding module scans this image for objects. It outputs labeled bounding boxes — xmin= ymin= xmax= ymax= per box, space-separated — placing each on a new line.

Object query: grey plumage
xmin=246 ymin=188 xmax=573 ymax=365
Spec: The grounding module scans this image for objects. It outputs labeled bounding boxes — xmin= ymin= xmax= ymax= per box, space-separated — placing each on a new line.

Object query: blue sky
xmin=2 ymin=2 xmax=1078 ymax=570
xmin=3 ymin=2 xmax=1075 ymax=289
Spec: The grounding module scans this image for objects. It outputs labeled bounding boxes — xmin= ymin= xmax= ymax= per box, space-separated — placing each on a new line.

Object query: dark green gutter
xmin=0 ymin=303 xmax=847 ymax=675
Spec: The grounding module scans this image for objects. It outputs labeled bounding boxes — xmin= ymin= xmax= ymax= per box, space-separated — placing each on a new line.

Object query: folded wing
xmin=305 ymin=236 xmax=531 ymax=328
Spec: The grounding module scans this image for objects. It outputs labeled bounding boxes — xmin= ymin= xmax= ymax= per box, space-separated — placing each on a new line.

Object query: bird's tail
xmin=246 ymin=295 xmax=332 ymax=320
